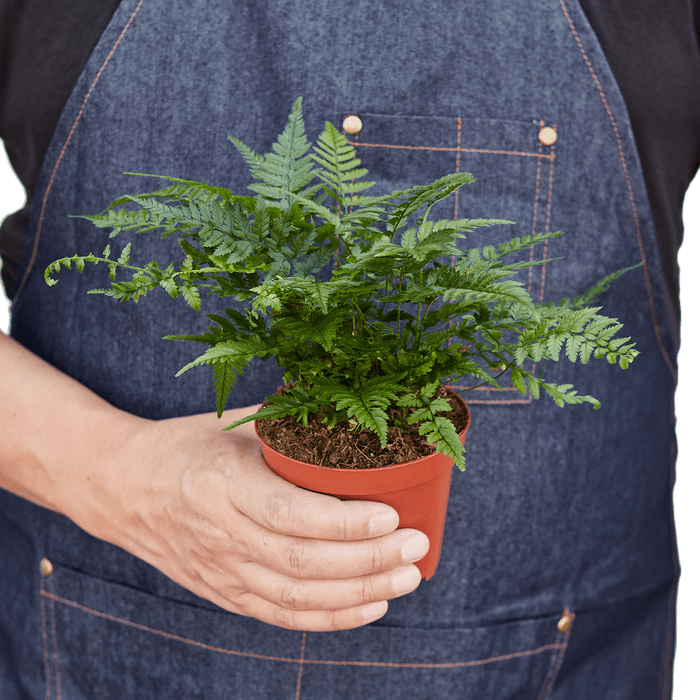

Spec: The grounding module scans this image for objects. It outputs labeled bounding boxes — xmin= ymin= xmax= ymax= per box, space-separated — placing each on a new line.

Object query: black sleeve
xmin=0 ymin=0 xmax=122 ymax=293
xmin=578 ymin=0 xmax=700 ymax=340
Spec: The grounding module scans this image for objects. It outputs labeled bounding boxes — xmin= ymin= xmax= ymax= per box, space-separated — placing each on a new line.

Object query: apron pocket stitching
xmin=352 ymin=117 xmax=554 ymax=404
xmin=39 ymin=570 xmax=63 ymax=700
xmin=39 ymin=574 xmax=53 ymax=700
xmin=42 ymin=584 xmax=566 ymax=671
xmin=40 ymin=588 xmax=304 ymax=664
xmin=536 ymin=608 xmax=575 ymax=700
xmin=48 ymin=574 xmax=62 ymax=700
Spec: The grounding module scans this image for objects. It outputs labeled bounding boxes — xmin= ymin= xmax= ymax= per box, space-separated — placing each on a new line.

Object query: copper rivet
xmin=40 ymin=558 xmax=53 ymax=576
xmin=343 ymin=115 xmax=363 ymax=135
xmin=539 ymin=126 xmax=557 ymax=146
xmin=557 ymin=611 xmax=573 ymax=633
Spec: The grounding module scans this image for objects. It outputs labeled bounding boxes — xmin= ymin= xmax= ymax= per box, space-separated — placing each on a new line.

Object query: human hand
xmin=76 ymin=407 xmax=428 ymax=631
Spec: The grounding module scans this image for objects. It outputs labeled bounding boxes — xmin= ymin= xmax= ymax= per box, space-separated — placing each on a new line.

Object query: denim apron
xmin=1 ymin=0 xmax=679 ymax=697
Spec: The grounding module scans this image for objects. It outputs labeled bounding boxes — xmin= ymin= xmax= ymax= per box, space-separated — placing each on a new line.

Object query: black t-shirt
xmin=2 ymin=0 xmax=699 ymax=341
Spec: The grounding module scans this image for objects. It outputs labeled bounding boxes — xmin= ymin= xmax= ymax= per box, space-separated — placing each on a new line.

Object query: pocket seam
xmin=40 ymin=569 xmax=568 ymax=673
xmin=40 ymin=572 xmax=63 ymax=700
xmin=536 ymin=609 xmax=575 ymax=700
xmin=351 ymin=116 xmax=556 ymax=403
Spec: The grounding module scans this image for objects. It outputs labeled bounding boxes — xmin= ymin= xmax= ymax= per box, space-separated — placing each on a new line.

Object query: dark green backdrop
xmin=0 ymin=139 xmax=700 ymax=700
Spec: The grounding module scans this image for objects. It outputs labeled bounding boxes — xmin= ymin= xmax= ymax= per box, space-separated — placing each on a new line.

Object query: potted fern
xmin=45 ymin=98 xmax=638 ymax=578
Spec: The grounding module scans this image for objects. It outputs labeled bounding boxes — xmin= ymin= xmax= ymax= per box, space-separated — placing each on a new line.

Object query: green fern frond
xmin=122 ymin=173 xmax=237 ymax=201
xmin=440 ymin=279 xmax=536 ymax=313
xmin=225 ymin=385 xmax=321 ymax=430
xmin=540 ymin=381 xmax=601 ymax=409
xmin=400 ymin=383 xmax=465 ymax=468
xmin=312 ymin=122 xmax=375 ymax=213
xmin=320 ymin=377 xmax=404 ymax=448
xmin=272 ymin=314 xmax=345 ymax=352
xmin=407 ymin=218 xmax=514 ymax=244
xmin=174 ymin=339 xmax=258 ymax=376
xmin=418 ymin=417 xmax=466 ymax=470
xmin=568 ymin=262 xmax=643 ymax=309
xmin=230 ymin=97 xmax=317 ymax=208
xmin=212 ymin=359 xmax=238 ymax=417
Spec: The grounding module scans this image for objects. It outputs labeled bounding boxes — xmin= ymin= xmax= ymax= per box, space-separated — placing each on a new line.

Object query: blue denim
xmin=2 ymin=0 xmax=678 ymax=697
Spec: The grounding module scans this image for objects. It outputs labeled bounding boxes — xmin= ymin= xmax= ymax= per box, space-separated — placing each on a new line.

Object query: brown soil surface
xmin=256 ymin=385 xmax=469 ymax=469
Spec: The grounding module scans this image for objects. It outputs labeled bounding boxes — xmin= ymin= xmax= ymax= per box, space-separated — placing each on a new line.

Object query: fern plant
xmin=45 ymin=98 xmax=639 ymax=470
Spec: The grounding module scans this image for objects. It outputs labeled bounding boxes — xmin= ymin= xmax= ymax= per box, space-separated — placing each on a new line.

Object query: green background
xmin=0 ymin=141 xmax=700 ymax=700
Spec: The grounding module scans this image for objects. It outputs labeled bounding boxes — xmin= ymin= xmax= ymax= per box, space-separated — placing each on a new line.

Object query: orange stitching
xmin=454 ymin=382 xmax=534 ymax=403
xmin=558 ymin=0 xmax=677 ymax=382
xmin=354 ymin=142 xmax=554 ymax=159
xmin=543 ymin=626 xmax=572 ymax=696
xmin=470 ymin=385 xmax=519 ymax=392
xmin=42 ymin=591 xmax=561 ymax=669
xmin=448 ymin=117 xmax=463 ymax=296
xmin=548 ymin=623 xmax=572 ymax=685
xmin=48 ymin=575 xmax=62 ymax=700
xmin=453 ymin=117 xmax=462 ymax=220
xmin=11 ymin=0 xmax=146 ymax=309
xmin=451 ymin=120 xmax=552 ymax=400
xmin=41 ymin=592 xmax=300 ymax=663
xmin=539 ymin=145 xmax=556 ymax=302
xmin=303 ymin=643 xmax=560 ymax=669
xmin=536 ymin=632 xmax=563 ymax=700
xmin=544 ymin=146 xmax=554 ymax=234
xmin=40 ymin=576 xmax=51 ymax=700
xmin=462 ymin=397 xmax=533 ymax=405
xmin=295 ymin=631 xmax=306 ymax=700
xmin=536 ymin=609 xmax=575 ymax=700
xmin=528 ymin=128 xmax=544 ymax=296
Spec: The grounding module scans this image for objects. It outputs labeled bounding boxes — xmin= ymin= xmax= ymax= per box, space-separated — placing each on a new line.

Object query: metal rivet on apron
xmin=539 ymin=125 xmax=557 ymax=146
xmin=557 ymin=609 xmax=573 ymax=633
xmin=40 ymin=558 xmax=53 ymax=576
xmin=343 ymin=115 xmax=363 ymax=135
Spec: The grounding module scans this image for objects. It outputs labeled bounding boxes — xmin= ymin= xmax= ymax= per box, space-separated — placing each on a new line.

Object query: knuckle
xmin=286 ymin=541 xmax=311 ymax=578
xmin=328 ymin=609 xmax=348 ymax=632
xmin=279 ymin=580 xmax=310 ymax=611
xmin=360 ymin=576 xmax=377 ymax=604
xmin=370 ymin=544 xmax=385 ymax=572
xmin=229 ymin=591 xmax=255 ymax=617
xmin=337 ymin=505 xmax=368 ymax=541
xmin=272 ymin=605 xmax=299 ymax=630
xmin=263 ymin=491 xmax=295 ymax=532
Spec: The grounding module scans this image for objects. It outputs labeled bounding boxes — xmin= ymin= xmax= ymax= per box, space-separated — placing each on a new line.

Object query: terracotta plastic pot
xmin=256 ymin=399 xmax=470 ymax=580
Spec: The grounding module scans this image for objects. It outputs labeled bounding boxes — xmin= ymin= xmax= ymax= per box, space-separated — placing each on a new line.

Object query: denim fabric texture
xmin=1 ymin=0 xmax=678 ymax=697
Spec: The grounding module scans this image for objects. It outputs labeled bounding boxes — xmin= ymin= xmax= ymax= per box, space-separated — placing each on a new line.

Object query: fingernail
xmin=362 ymin=601 xmax=388 ymax=622
xmin=392 ymin=566 xmax=421 ymax=596
xmin=401 ymin=534 xmax=430 ymax=563
xmin=368 ymin=510 xmax=398 ymax=536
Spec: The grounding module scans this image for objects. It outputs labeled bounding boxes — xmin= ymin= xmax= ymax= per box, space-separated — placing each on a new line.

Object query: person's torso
xmin=2 ymin=1 xmax=679 ymax=697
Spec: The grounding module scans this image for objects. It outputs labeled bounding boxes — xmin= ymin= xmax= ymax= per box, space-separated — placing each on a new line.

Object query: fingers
xmin=231 ymin=449 xmax=401 ymax=541
xmin=241 ymin=521 xmax=431 ymax=579
xmin=235 ymin=563 xmax=422 ymax=612
xmin=233 ymin=595 xmax=390 ymax=632
xmin=194 ymin=565 xmax=415 ymax=632
xmin=150 ymin=558 xmax=397 ymax=632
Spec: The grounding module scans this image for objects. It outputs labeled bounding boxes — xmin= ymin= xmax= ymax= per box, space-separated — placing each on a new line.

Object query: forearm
xmin=0 ymin=330 xmax=141 ymax=518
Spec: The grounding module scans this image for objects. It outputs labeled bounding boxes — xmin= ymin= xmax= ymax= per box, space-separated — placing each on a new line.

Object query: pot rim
xmin=255 ymin=390 xmax=470 ymax=494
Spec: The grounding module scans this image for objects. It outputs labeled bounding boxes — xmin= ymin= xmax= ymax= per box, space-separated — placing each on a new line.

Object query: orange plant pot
xmin=256 ymin=400 xmax=470 ymax=580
